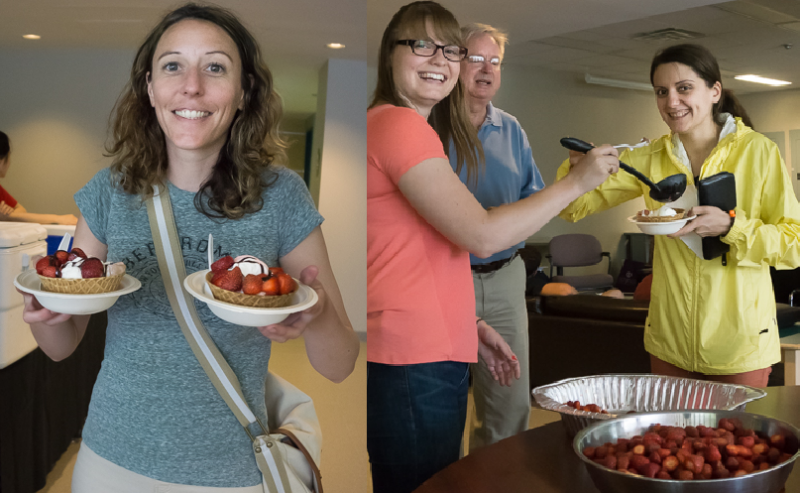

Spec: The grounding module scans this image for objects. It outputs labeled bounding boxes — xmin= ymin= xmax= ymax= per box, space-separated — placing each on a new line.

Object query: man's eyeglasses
xmin=467 ymin=55 xmax=501 ymax=67
xmin=396 ymin=40 xmax=467 ymax=62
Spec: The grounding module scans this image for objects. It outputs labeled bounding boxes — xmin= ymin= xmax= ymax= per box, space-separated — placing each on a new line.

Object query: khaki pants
xmin=469 ymin=255 xmax=530 ymax=451
xmin=72 ymin=442 xmax=264 ymax=493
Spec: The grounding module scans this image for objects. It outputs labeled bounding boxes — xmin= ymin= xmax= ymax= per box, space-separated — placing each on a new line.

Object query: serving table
xmin=413 ymin=386 xmax=800 ymax=493
xmin=0 ymin=312 xmax=106 ymax=493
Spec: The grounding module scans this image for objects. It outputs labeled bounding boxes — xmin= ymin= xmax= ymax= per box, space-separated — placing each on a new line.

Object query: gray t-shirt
xmin=75 ymin=165 xmax=323 ymax=486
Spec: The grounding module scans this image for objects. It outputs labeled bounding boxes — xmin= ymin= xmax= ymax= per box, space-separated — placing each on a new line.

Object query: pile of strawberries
xmin=566 ymin=401 xmax=609 ymax=414
xmin=583 ymin=418 xmax=797 ymax=480
xmin=35 ymin=248 xmax=105 ymax=278
xmin=210 ymin=256 xmax=297 ymax=296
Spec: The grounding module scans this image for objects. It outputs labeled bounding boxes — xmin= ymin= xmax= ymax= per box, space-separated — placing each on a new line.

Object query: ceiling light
xmin=22 ymin=34 xmax=41 ymax=40
xmin=585 ymin=74 xmax=652 ymax=92
xmin=734 ymin=74 xmax=791 ymax=86
xmin=327 ymin=43 xmax=345 ymax=49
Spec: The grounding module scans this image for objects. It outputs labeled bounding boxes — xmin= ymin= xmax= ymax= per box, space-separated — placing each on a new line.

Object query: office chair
xmin=547 ymin=234 xmax=614 ymax=291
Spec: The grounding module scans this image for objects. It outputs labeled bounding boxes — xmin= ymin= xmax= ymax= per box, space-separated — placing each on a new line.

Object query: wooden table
xmin=413 ymin=386 xmax=800 ymax=493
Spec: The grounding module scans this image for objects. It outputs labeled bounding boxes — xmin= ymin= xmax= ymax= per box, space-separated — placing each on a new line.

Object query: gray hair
xmin=461 ymin=23 xmax=508 ymax=59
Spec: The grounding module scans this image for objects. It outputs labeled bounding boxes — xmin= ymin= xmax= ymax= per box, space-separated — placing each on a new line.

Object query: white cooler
xmin=0 ymin=222 xmax=47 ymax=368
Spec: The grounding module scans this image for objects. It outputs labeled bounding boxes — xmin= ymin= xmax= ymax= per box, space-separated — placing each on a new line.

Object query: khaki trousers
xmin=72 ymin=441 xmax=264 ymax=493
xmin=469 ymin=255 xmax=530 ymax=451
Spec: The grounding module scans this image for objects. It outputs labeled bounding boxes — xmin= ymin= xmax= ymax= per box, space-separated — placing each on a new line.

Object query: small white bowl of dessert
xmin=628 ymin=206 xmax=696 ymax=235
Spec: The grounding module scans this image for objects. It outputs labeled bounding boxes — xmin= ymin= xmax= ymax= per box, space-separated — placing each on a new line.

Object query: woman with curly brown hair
xmin=18 ymin=4 xmax=358 ymax=491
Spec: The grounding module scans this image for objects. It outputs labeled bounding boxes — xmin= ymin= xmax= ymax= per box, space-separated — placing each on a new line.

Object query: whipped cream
xmin=230 ymin=255 xmax=268 ymax=276
xmin=60 ymin=258 xmax=85 ymax=279
xmin=654 ymin=205 xmax=677 ymax=217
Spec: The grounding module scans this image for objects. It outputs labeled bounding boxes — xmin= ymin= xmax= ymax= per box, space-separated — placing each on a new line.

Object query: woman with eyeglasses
xmin=367 ymin=2 xmax=620 ymax=491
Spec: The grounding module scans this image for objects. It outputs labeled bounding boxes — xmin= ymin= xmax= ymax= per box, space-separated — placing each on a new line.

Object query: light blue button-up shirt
xmin=450 ymin=103 xmax=545 ymax=265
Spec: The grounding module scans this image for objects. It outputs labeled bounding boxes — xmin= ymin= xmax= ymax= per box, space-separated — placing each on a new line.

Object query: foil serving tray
xmin=532 ymin=374 xmax=767 ymax=437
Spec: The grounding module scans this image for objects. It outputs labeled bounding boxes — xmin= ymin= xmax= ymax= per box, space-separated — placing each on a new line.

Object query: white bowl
xmin=183 ymin=269 xmax=319 ymax=327
xmin=14 ymin=270 xmax=142 ymax=315
xmin=628 ymin=215 xmax=696 ymax=235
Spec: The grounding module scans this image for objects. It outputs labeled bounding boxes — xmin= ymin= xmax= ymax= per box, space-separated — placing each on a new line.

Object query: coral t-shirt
xmin=0 ymin=184 xmax=18 ymax=209
xmin=367 ymin=105 xmax=477 ymax=365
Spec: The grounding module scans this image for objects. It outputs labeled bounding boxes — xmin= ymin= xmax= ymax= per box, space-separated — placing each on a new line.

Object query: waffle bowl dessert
xmin=36 ymin=248 xmax=126 ymax=294
xmin=205 ymin=255 xmax=297 ymax=308
xmin=635 ymin=206 xmax=686 ymax=223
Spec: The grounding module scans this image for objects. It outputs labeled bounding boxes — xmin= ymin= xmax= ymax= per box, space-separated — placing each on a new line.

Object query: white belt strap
xmin=146 ymin=184 xmax=293 ymax=492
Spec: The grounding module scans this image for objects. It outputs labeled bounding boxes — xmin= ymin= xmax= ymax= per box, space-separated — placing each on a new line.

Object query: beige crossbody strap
xmin=146 ymin=184 xmax=293 ymax=493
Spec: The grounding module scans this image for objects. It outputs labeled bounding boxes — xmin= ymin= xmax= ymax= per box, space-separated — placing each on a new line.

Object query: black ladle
xmin=560 ymin=137 xmax=687 ymax=203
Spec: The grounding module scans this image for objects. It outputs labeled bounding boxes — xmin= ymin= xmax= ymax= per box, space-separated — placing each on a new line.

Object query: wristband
xmin=723 ymin=210 xmax=735 ymax=237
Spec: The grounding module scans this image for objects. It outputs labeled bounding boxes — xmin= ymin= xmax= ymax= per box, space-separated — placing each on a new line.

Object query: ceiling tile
xmin=535 ymin=36 xmax=623 ymax=54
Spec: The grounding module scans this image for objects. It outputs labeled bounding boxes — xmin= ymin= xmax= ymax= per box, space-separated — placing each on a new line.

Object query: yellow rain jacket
xmin=556 ymin=118 xmax=800 ymax=374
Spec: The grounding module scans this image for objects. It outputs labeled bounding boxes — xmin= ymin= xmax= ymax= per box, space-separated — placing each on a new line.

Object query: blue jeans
xmin=367 ymin=361 xmax=470 ymax=493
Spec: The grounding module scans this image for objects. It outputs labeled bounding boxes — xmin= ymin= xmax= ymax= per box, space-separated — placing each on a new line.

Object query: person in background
xmin=449 ymin=23 xmax=542 ymax=450
xmin=0 ymin=131 xmax=78 ymax=225
xmin=558 ymin=43 xmax=800 ymax=387
xmin=18 ymin=4 xmax=357 ymax=491
xmin=368 ymin=2 xmax=619 ymax=491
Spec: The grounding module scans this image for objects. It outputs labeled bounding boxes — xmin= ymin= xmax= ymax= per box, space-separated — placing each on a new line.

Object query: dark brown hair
xmin=370 ymin=1 xmax=483 ymax=184
xmin=106 ymin=3 xmax=285 ymax=219
xmin=650 ymin=43 xmax=753 ymax=129
xmin=0 ymin=131 xmax=8 ymax=159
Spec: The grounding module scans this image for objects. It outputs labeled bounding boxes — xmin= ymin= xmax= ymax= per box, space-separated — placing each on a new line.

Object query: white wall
xmin=0 ymin=49 xmax=134 ymax=216
xmin=738 ymin=89 xmax=800 ymax=197
xmin=311 ymin=59 xmax=367 ymax=338
xmin=308 ymin=58 xmax=367 ymax=493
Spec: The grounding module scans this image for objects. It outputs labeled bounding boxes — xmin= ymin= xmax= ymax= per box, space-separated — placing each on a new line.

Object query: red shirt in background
xmin=367 ymin=105 xmax=477 ymax=365
xmin=0 ymin=184 xmax=18 ymax=209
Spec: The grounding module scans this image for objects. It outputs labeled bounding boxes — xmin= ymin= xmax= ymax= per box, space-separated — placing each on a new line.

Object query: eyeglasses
xmin=467 ymin=55 xmax=501 ymax=67
xmin=396 ymin=39 xmax=467 ymax=62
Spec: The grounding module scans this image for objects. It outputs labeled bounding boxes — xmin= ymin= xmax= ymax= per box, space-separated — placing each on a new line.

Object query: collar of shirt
xmin=483 ymin=102 xmax=502 ymax=129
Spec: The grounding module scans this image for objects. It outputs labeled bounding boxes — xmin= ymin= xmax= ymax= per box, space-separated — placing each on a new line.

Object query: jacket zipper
xmin=691 ymin=255 xmax=701 ymax=372
xmin=691 ymin=177 xmax=701 ymax=373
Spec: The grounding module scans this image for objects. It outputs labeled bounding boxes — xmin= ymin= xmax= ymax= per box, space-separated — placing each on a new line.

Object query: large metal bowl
xmin=532 ymin=374 xmax=767 ymax=437
xmin=573 ymin=410 xmax=800 ymax=493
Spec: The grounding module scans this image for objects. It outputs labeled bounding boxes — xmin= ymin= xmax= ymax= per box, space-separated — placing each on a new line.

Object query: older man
xmin=450 ymin=24 xmax=544 ymax=450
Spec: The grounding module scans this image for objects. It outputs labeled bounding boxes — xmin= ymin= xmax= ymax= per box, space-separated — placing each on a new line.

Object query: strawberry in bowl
xmin=36 ymin=247 xmax=126 ymax=294
xmin=205 ymin=255 xmax=297 ymax=308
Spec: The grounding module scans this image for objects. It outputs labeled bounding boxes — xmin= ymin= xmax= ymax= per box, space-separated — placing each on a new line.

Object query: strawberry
xmin=261 ymin=276 xmax=280 ymax=296
xmin=269 ymin=266 xmax=285 ymax=276
xmin=53 ymin=250 xmax=70 ymax=266
xmin=211 ymin=255 xmax=235 ymax=273
xmin=278 ymin=273 xmax=296 ymax=295
xmin=212 ymin=266 xmax=243 ymax=292
xmin=69 ymin=247 xmax=87 ymax=259
xmin=80 ymin=258 xmax=105 ymax=278
xmin=242 ymin=274 xmax=262 ymax=295
xmin=40 ymin=265 xmax=58 ymax=278
xmin=36 ymin=256 xmax=53 ymax=275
